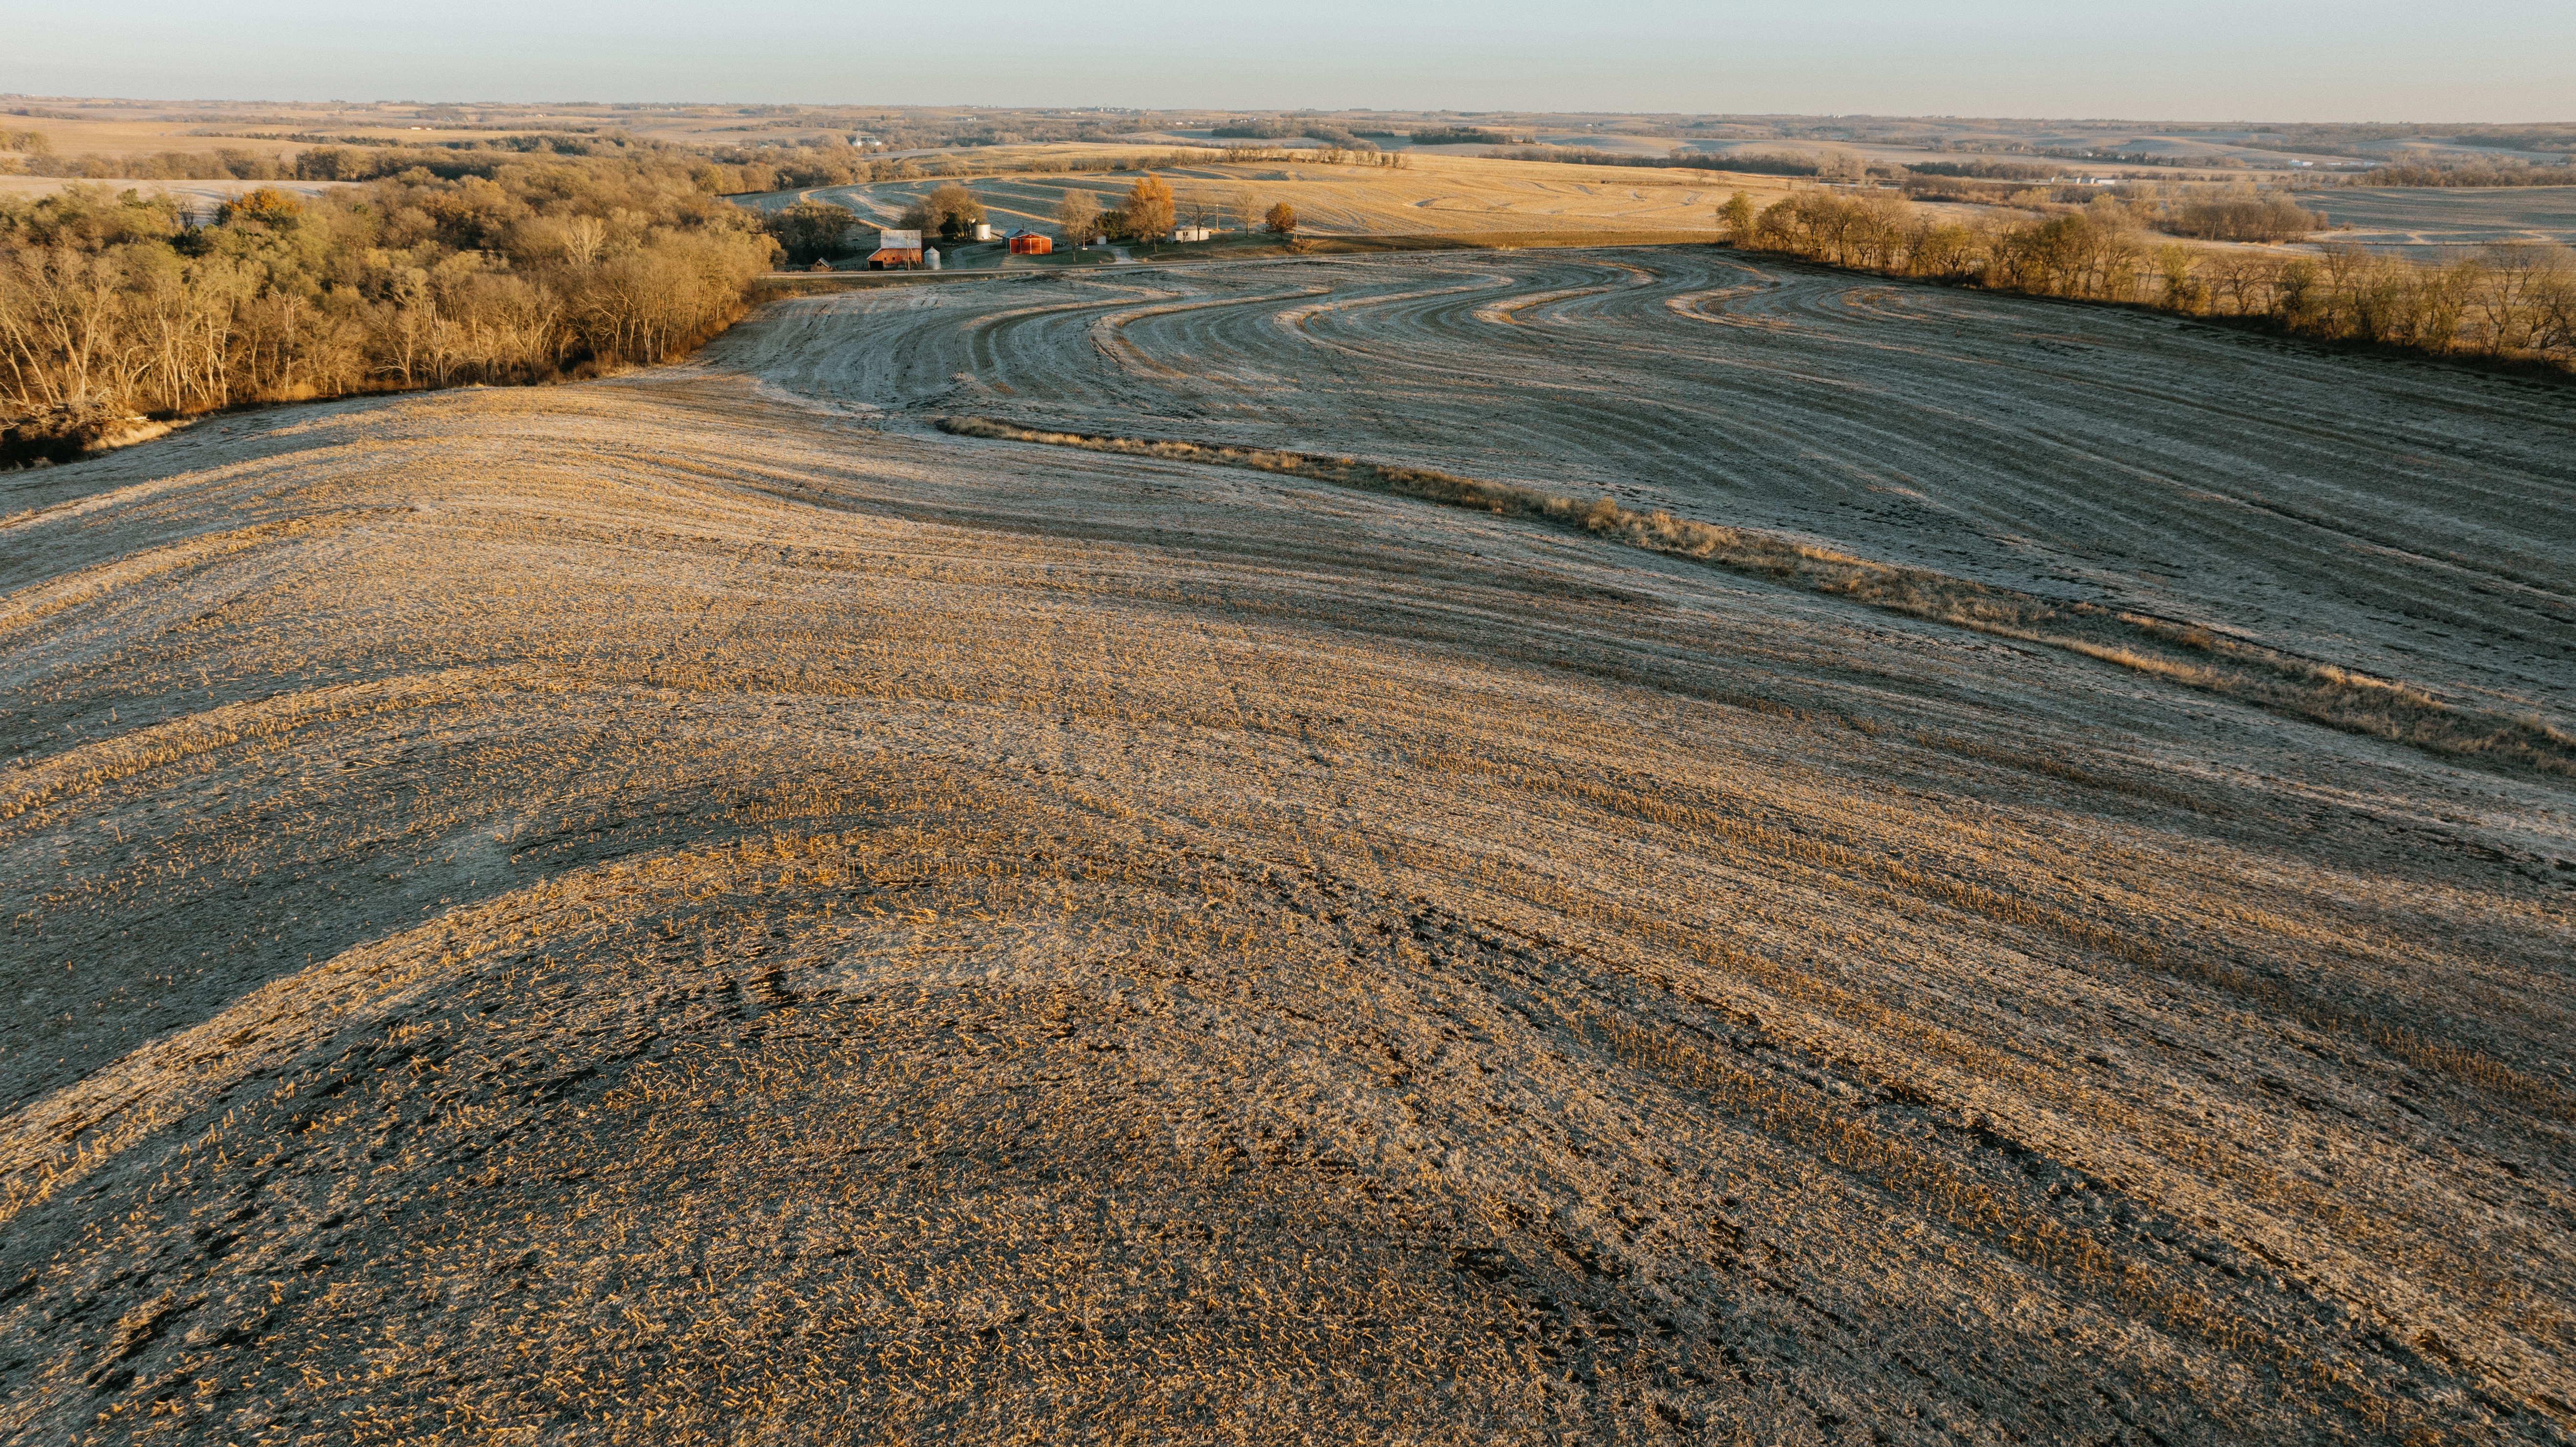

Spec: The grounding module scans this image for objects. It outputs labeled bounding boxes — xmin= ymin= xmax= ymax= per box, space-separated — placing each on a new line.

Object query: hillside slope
xmin=1 ymin=253 xmax=2570 ymax=1446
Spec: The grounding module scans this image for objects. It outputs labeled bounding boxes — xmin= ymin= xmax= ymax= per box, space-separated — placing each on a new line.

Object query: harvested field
xmin=2300 ymin=186 xmax=2576 ymax=257
xmin=730 ymin=250 xmax=2574 ymax=735
xmin=1 ymin=248 xmax=2571 ymax=1446
xmin=734 ymin=148 xmax=1814 ymax=242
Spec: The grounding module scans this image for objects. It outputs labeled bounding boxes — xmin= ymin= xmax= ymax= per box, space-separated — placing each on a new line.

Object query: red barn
xmin=1008 ymin=231 xmax=1053 ymax=255
xmin=869 ymin=228 xmax=924 ymax=270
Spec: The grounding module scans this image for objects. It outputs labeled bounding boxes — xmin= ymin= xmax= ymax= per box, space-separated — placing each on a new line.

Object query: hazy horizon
xmin=7 ymin=0 xmax=2571 ymax=123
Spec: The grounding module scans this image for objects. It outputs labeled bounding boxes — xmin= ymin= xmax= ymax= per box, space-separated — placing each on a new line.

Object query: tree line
xmin=1049 ymin=176 xmax=1296 ymax=247
xmin=0 ymin=154 xmax=776 ymax=465
xmin=2359 ymin=161 xmax=2576 ymax=188
xmin=1411 ymin=127 xmax=1530 ymax=147
xmin=1721 ymin=189 xmax=2575 ymax=366
xmin=714 ymin=143 xmax=1406 ymax=195
xmin=1211 ymin=119 xmax=1374 ymax=148
xmin=2 ymin=131 xmax=699 ymax=182
xmin=1053 ymin=177 xmax=1296 ymax=248
xmin=1484 ymin=145 xmax=1824 ymax=177
xmin=0 ymin=129 xmax=1412 ymax=202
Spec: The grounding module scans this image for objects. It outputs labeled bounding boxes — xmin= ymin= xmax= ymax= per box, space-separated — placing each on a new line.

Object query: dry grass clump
xmin=2070 ymin=620 xmax=2576 ymax=776
xmin=939 ymin=416 xmax=2576 ymax=780
xmin=937 ymin=412 xmax=2018 ymax=617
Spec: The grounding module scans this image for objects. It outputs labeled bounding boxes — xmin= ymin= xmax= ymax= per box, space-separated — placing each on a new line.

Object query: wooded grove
xmin=1730 ymin=191 xmax=2576 ymax=364
xmin=0 ymin=149 xmax=776 ymax=461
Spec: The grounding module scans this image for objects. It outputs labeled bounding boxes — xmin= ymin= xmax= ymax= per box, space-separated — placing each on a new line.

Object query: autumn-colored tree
xmin=1264 ymin=201 xmax=1296 ymax=236
xmin=1118 ymin=174 xmax=1174 ymax=241
xmin=902 ymin=182 xmax=985 ymax=241
xmin=0 ymin=159 xmax=777 ymax=443
xmin=1720 ymin=191 xmax=1755 ymax=242
xmin=219 ymin=187 xmax=305 ymax=227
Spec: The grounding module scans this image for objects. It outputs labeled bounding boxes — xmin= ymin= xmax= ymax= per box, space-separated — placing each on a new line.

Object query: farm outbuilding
xmin=869 ymin=229 xmax=925 ymax=270
xmin=1008 ymin=231 xmax=1053 ymax=255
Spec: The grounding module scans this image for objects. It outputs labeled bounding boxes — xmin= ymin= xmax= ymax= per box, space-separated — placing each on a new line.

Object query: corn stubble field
xmin=742 ymin=149 xmax=1807 ymax=242
xmin=1 ymin=248 xmax=2572 ymax=1446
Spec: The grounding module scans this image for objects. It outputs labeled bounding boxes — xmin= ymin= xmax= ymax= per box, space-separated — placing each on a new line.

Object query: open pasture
xmin=0 ymin=248 xmax=2569 ymax=1446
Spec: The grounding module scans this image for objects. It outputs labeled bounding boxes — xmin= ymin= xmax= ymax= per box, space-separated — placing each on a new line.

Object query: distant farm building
xmin=1008 ymin=230 xmax=1053 ymax=255
xmin=869 ymin=227 xmax=924 ymax=270
xmin=1172 ymin=226 xmax=1212 ymax=243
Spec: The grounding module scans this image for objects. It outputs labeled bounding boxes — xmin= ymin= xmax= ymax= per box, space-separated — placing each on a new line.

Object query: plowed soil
xmin=3 ymin=249 xmax=2571 ymax=1447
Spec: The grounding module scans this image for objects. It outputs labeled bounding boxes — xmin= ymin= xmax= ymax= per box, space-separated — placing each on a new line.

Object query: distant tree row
xmin=1904 ymin=159 xmax=2055 ymax=181
xmin=1212 ymin=119 xmax=1373 ymax=149
xmin=0 ymin=132 xmax=700 ymax=184
xmin=1408 ymin=127 xmax=1529 ymax=147
xmin=1 ymin=136 xmax=1415 ymax=202
xmin=1211 ymin=144 xmax=1406 ymax=169
xmin=1483 ymin=145 xmax=1825 ymax=177
xmin=714 ymin=143 xmax=1408 ymax=195
xmin=2360 ymin=161 xmax=2576 ymax=188
xmin=0 ymin=158 xmax=777 ymax=462
xmin=1720 ymin=190 xmax=2576 ymax=365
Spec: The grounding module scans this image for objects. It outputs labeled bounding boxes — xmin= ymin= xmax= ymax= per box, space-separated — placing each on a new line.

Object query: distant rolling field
xmin=731 ymin=149 xmax=1809 ymax=243
xmin=2302 ymin=185 xmax=2576 ymax=256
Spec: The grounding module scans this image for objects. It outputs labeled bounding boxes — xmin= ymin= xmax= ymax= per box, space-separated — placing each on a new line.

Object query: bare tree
xmin=563 ymin=215 xmax=607 ymax=268
xmin=1053 ymin=191 xmax=1101 ymax=247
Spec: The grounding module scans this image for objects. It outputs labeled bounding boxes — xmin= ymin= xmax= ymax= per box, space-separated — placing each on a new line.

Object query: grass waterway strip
xmin=937 ymin=414 xmax=2576 ymax=780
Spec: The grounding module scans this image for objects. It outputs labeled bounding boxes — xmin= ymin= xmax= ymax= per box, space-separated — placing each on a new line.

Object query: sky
xmin=5 ymin=0 xmax=2569 ymax=120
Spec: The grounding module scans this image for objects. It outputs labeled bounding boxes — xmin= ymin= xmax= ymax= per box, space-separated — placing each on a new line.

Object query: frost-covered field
xmin=2301 ymin=185 xmax=2576 ymax=256
xmin=2 ymin=252 xmax=2570 ymax=1446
